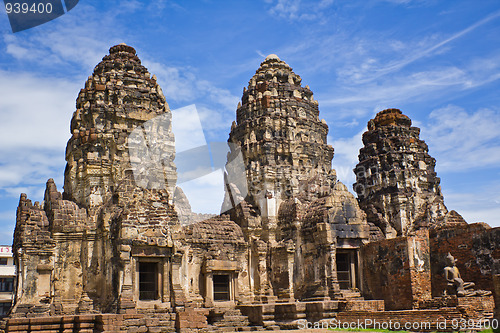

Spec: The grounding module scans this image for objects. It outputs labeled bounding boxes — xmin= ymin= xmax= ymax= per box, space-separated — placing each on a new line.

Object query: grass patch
xmin=479 ymin=329 xmax=500 ymax=333
xmin=328 ymin=328 xmax=497 ymax=333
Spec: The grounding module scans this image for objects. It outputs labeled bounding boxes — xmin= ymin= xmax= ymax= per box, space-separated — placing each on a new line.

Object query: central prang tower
xmin=223 ymin=54 xmax=335 ymax=240
xmin=222 ymin=55 xmax=373 ymax=301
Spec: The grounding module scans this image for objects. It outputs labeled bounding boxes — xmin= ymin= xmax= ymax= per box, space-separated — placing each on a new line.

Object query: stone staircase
xmin=339 ymin=289 xmax=364 ymax=300
xmin=338 ymin=290 xmax=385 ymax=312
xmin=208 ymin=308 xmax=262 ymax=332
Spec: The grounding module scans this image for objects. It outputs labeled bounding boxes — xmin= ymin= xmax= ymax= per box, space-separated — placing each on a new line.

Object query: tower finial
xmin=265 ymin=54 xmax=280 ymax=61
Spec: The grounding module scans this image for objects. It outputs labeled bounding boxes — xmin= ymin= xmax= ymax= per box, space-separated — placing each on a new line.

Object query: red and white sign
xmin=0 ymin=246 xmax=12 ymax=254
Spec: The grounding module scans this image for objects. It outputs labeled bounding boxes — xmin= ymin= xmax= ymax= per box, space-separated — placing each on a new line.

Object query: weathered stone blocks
xmin=354 ymin=109 xmax=448 ymax=238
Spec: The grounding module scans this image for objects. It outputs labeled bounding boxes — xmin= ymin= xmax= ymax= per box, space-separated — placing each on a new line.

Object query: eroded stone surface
xmin=222 ymin=54 xmax=334 ymax=223
xmin=354 ymin=108 xmax=448 ymax=238
xmin=64 ymin=43 xmax=177 ymax=208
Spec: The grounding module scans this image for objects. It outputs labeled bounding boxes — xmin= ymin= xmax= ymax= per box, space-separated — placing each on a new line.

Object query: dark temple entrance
xmin=336 ymin=251 xmax=358 ymax=290
xmin=139 ymin=262 xmax=158 ymax=300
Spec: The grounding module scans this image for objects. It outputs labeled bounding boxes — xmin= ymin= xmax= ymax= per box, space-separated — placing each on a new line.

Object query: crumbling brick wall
xmin=429 ymin=223 xmax=500 ymax=297
xmin=493 ymin=274 xmax=500 ymax=321
xmin=361 ymin=230 xmax=431 ymax=310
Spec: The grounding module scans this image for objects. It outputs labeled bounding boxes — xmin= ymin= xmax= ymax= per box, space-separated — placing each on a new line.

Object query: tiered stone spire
xmin=12 ymin=45 xmax=181 ymax=317
xmin=353 ymin=109 xmax=448 ymax=237
xmin=223 ymin=54 xmax=335 ymax=229
xmin=63 ymin=43 xmax=177 ymax=208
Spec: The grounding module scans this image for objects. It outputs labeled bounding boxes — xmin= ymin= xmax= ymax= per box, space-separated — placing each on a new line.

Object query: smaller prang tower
xmin=353 ymin=108 xmax=448 ymax=238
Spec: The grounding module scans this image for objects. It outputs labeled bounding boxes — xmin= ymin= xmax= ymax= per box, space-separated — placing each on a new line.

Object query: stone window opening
xmin=213 ymin=274 xmax=231 ymax=301
xmin=139 ymin=262 xmax=159 ymax=301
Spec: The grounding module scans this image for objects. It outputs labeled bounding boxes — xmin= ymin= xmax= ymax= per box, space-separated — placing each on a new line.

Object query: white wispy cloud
xmin=0 ymin=69 xmax=73 ymax=219
xmin=379 ymin=10 xmax=500 ymax=78
xmin=0 ymin=212 xmax=15 ymax=246
xmin=171 ymin=105 xmax=207 ymax=152
xmin=179 ymin=169 xmax=225 ymax=214
xmin=265 ymin=0 xmax=334 ymax=21
xmin=2 ymin=5 xmax=119 ymax=70
xmin=324 ymin=66 xmax=469 ymax=107
xmin=197 ymin=105 xmax=234 ymax=133
xmin=443 ymin=182 xmax=500 ymax=227
xmin=333 ymin=9 xmax=500 ymax=84
xmin=265 ymin=0 xmax=301 ymax=20
xmin=329 ymin=129 xmax=366 ymax=189
xmin=0 ymin=70 xmax=77 ymax=150
xmin=143 ymin=60 xmax=200 ymax=102
xmin=144 ymin=59 xmax=239 ymax=141
xmin=321 ymin=50 xmax=500 ymax=111
xmin=421 ymin=105 xmax=500 ymax=172
xmin=0 ymin=149 xmax=64 ymax=190
xmin=0 ymin=1 xmax=240 ymax=222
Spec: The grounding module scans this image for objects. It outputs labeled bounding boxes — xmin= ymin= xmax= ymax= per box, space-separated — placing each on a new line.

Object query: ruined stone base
xmin=418 ymin=295 xmax=494 ymax=316
xmin=238 ymin=299 xmax=384 ymax=330
xmin=176 ymin=308 xmax=209 ymax=332
xmin=2 ymin=313 xmax=177 ymax=333
xmin=1 ymin=296 xmax=494 ymax=332
xmin=457 ymin=295 xmax=495 ymax=318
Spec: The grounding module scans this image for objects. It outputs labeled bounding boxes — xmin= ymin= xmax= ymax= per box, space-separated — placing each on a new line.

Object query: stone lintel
xmin=202 ymin=260 xmax=239 ymax=273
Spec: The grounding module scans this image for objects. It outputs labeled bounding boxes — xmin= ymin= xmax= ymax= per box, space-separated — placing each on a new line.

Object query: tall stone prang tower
xmin=222 ymin=54 xmax=335 ymax=241
xmin=222 ymin=55 xmax=373 ymax=301
xmin=13 ymin=44 xmax=181 ymax=317
xmin=64 ymin=43 xmax=177 ymax=208
xmin=353 ymin=108 xmax=448 ymax=238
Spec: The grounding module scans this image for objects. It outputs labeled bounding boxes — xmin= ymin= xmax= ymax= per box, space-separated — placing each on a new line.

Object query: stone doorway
xmin=336 ymin=251 xmax=358 ymax=290
xmin=213 ymin=274 xmax=231 ymax=301
xmin=139 ymin=262 xmax=159 ymax=300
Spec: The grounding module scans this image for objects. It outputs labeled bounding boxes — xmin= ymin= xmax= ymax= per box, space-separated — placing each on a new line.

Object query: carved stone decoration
xmin=64 ymin=43 xmax=177 ymax=208
xmin=222 ymin=54 xmax=335 ymax=240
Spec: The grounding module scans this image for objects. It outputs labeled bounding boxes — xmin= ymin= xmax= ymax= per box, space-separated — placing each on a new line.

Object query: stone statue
xmin=444 ymin=253 xmax=475 ymax=296
xmin=444 ymin=253 xmax=491 ymax=297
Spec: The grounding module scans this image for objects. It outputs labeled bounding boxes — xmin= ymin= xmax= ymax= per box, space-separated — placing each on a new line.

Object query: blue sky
xmin=0 ymin=0 xmax=499 ymax=244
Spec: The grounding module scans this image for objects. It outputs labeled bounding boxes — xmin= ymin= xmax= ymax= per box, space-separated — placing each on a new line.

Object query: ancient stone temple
xmin=2 ymin=45 xmax=499 ymax=332
xmin=353 ymin=108 xmax=448 ymax=238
